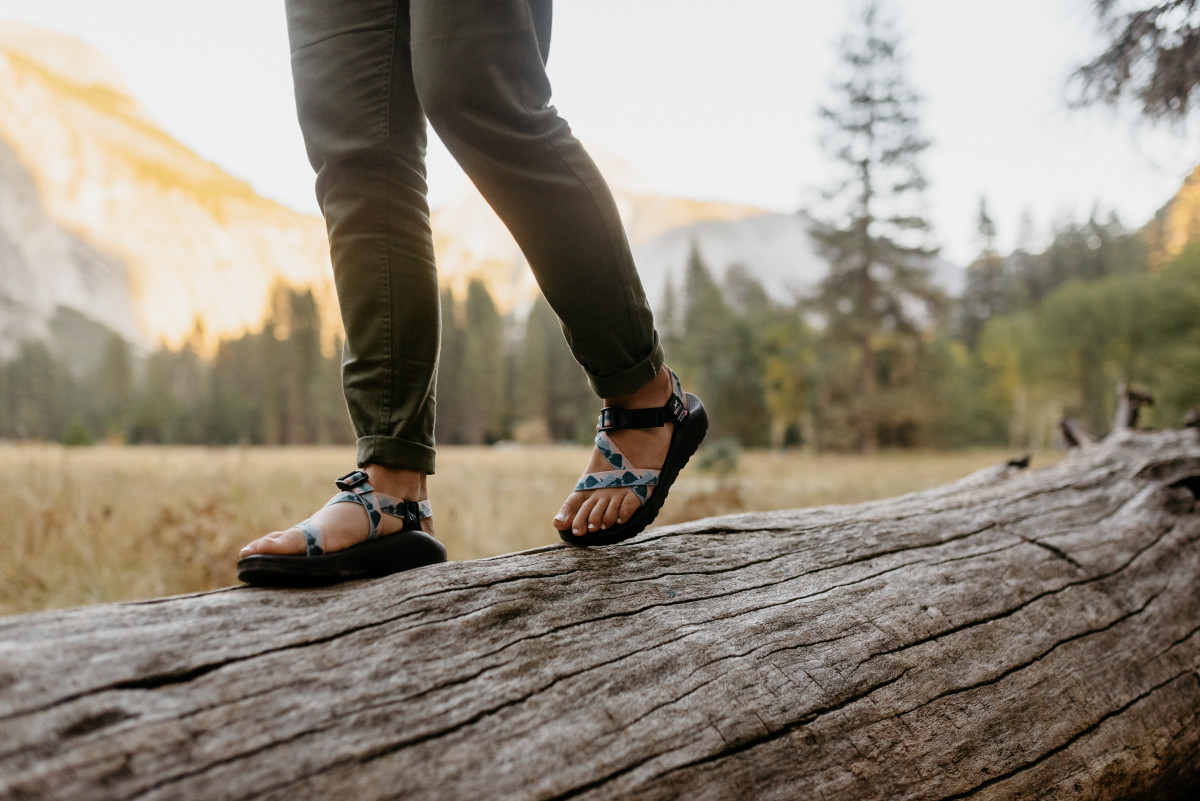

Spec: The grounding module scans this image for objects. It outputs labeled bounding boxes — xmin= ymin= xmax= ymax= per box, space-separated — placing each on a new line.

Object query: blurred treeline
xmin=1 ymin=211 xmax=1198 ymax=451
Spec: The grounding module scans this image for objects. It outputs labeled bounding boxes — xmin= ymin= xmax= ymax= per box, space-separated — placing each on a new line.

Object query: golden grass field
xmin=0 ymin=443 xmax=1059 ymax=616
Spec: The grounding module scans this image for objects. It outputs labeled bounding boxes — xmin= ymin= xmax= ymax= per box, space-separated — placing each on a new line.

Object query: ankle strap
xmin=598 ymin=392 xmax=688 ymax=432
xmin=332 ymin=470 xmax=431 ymax=537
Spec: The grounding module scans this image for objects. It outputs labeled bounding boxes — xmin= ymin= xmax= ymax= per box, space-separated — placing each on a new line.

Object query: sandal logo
xmin=668 ymin=395 xmax=688 ymax=423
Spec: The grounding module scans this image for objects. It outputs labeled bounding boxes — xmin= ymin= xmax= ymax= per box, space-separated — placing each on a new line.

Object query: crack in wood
xmin=867 ymin=521 xmax=1179 ymax=661
xmin=0 ymin=602 xmax=434 ymax=724
xmin=888 ymin=585 xmax=1168 ymax=720
xmin=929 ymin=540 xmax=1021 ymax=566
xmin=165 ymin=560 xmax=932 ymax=798
xmin=1147 ymin=620 xmax=1200 ymax=665
xmin=635 ymin=667 xmax=914 ymax=793
xmin=933 ymin=669 xmax=1198 ymax=801
xmin=1017 ymin=535 xmax=1086 ymax=570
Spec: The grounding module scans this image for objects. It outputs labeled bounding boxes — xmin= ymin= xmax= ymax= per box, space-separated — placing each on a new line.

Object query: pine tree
xmin=91 ymin=332 xmax=135 ymax=440
xmin=659 ymin=274 xmax=682 ymax=357
xmin=280 ymin=288 xmax=321 ymax=444
xmin=1074 ymin=0 xmax=1200 ymax=123
xmin=518 ymin=295 xmax=593 ymax=442
xmin=460 ymin=279 xmax=506 ymax=444
xmin=959 ymin=198 xmax=1007 ymax=350
xmin=2 ymin=341 xmax=77 ymax=440
xmin=435 ymin=287 xmax=466 ymax=444
xmin=813 ymin=0 xmax=942 ymax=452
xmin=672 ymin=242 xmax=771 ymax=445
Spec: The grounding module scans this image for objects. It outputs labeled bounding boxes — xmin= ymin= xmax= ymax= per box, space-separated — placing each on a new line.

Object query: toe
xmin=572 ymin=496 xmax=599 ymax=536
xmin=554 ymin=494 xmax=579 ymax=531
xmin=239 ymin=535 xmax=270 ymax=556
xmin=600 ymin=493 xmax=623 ymax=529
xmin=241 ymin=528 xmax=307 ymax=556
xmin=587 ymin=495 xmax=611 ymax=532
xmin=616 ymin=490 xmax=642 ymax=526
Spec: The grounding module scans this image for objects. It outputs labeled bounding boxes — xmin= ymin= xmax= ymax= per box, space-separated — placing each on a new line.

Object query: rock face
xmin=0 ymin=23 xmax=336 ymax=355
xmin=0 ymin=134 xmax=138 ymax=354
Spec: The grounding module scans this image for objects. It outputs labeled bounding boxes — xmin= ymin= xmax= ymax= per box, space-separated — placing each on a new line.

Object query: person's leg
xmin=409 ymin=0 xmax=684 ymax=536
xmin=242 ymin=0 xmax=436 ymax=560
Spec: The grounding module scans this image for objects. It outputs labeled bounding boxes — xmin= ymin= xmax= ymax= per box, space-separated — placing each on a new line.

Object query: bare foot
xmin=239 ymin=465 xmax=433 ymax=556
xmin=554 ymin=367 xmax=675 ymax=536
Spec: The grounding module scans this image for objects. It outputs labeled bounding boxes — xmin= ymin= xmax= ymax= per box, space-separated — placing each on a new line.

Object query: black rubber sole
xmin=237 ymin=529 xmax=447 ymax=587
xmin=558 ymin=392 xmax=709 ymax=547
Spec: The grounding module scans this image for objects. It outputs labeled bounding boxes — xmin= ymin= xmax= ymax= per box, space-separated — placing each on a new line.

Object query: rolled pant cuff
xmin=357 ymin=436 xmax=437 ymax=474
xmin=587 ymin=339 xmax=666 ymax=399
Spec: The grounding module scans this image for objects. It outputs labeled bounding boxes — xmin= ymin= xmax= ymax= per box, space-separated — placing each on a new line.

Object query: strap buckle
xmin=599 ymin=406 xmax=629 ymax=431
xmin=336 ymin=470 xmax=371 ymax=491
xmin=600 ymin=397 xmax=687 ymax=431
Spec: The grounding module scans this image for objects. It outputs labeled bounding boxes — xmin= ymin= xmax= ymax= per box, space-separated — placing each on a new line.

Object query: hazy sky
xmin=3 ymin=0 xmax=1197 ymax=264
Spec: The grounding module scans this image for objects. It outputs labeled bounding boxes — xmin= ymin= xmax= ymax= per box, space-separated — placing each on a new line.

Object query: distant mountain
xmin=632 ymin=211 xmax=833 ymax=304
xmin=0 ymin=24 xmax=336 ymax=356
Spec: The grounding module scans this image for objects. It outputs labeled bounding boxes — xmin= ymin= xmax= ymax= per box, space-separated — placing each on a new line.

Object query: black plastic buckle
xmin=336 ymin=470 xmax=371 ymax=491
xmin=599 ymin=406 xmax=629 ymax=431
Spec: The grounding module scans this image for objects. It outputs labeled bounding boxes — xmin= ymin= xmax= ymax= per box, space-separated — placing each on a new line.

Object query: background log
xmin=1113 ymin=383 xmax=1155 ymax=432
xmin=2 ymin=428 xmax=1199 ymax=801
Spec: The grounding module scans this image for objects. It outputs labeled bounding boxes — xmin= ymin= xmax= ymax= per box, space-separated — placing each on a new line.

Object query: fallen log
xmin=1 ymin=427 xmax=1198 ymax=800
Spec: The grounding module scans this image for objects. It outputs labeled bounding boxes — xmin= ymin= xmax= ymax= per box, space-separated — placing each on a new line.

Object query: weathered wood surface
xmin=1 ymin=428 xmax=1198 ymax=801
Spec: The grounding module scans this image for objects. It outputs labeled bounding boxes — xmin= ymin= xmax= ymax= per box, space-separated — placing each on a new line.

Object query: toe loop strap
xmin=575 ymin=469 xmax=659 ymax=506
xmin=296 ymin=519 xmax=324 ymax=557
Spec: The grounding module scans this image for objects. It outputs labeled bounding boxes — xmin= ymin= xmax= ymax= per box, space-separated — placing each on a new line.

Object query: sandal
xmin=558 ymin=369 xmax=708 ymax=546
xmin=237 ymin=470 xmax=445 ymax=586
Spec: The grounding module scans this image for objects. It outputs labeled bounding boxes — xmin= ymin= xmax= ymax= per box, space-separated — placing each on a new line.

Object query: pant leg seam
xmin=514 ymin=4 xmax=648 ymax=375
xmin=374 ymin=0 xmax=402 ymax=437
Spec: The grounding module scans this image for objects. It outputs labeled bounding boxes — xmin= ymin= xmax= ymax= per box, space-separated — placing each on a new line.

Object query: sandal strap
xmin=597 ymin=370 xmax=689 ymax=432
xmin=379 ymin=497 xmax=433 ymax=522
xmin=296 ymin=519 xmax=324 ymax=557
xmin=327 ymin=470 xmax=432 ymax=541
xmin=573 ymin=371 xmax=691 ymax=508
xmin=575 ymin=468 xmax=658 ymax=503
xmin=573 ymin=431 xmax=661 ymax=507
xmin=286 ymin=472 xmax=432 ymax=556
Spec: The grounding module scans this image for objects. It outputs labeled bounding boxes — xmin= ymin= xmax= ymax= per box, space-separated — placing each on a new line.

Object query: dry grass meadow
xmin=0 ymin=443 xmax=1059 ymax=616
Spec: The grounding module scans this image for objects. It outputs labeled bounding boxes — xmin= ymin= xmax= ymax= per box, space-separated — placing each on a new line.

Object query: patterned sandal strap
xmin=572 ymin=370 xmax=688 ymax=508
xmin=573 ymin=430 xmax=661 ymax=507
xmin=325 ymin=470 xmax=432 ymax=541
xmin=295 ymin=519 xmax=324 ymax=557
xmin=574 ymin=467 xmax=659 ymax=504
xmin=379 ymin=497 xmax=433 ymax=523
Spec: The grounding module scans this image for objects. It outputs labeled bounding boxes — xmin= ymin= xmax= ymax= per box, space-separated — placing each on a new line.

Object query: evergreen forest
xmin=2 ymin=212 xmax=1198 ymax=452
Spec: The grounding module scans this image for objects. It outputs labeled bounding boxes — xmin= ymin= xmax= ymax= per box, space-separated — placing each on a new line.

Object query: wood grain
xmin=1 ymin=428 xmax=1198 ymax=800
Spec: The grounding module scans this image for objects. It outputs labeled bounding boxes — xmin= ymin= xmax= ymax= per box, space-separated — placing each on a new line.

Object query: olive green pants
xmin=286 ymin=0 xmax=663 ymax=474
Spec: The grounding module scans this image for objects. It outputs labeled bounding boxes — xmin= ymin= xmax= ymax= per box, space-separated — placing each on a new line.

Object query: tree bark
xmin=1 ymin=428 xmax=1198 ymax=800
